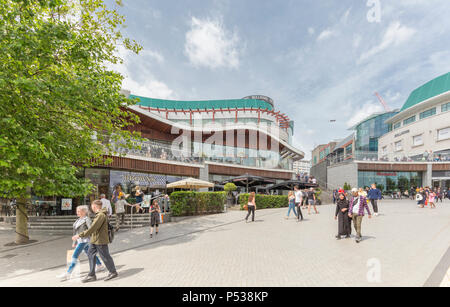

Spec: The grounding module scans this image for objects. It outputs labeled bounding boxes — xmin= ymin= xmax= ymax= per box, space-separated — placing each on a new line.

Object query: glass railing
xmin=328 ymin=150 xmax=450 ymax=164
xmin=110 ymin=139 xmax=292 ymax=170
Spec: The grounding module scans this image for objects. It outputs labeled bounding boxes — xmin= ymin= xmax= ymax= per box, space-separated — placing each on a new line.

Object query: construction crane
xmin=375 ymin=92 xmax=391 ymax=112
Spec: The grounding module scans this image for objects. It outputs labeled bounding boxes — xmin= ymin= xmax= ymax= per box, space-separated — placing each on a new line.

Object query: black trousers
xmin=296 ymin=203 xmax=304 ymax=220
xmin=87 ymin=244 xmax=117 ymax=276
xmin=245 ymin=206 xmax=255 ymax=221
xmin=370 ymin=199 xmax=379 ymax=213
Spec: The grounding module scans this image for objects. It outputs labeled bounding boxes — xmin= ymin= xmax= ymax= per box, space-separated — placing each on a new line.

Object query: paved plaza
xmin=0 ymin=199 xmax=449 ymax=287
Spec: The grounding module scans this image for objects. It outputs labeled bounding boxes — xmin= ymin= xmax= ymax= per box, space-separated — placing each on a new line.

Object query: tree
xmin=0 ymin=0 xmax=142 ymax=244
xmin=343 ymin=182 xmax=352 ymax=191
xmin=386 ymin=178 xmax=397 ymax=192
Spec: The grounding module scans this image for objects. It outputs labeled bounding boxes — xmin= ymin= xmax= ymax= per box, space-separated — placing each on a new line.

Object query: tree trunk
xmin=15 ymin=197 xmax=29 ymax=245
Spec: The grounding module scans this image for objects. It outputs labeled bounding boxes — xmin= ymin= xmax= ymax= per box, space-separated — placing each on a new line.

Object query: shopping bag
xmin=160 ymin=213 xmax=164 ymax=224
xmin=66 ymin=250 xmax=74 ymax=263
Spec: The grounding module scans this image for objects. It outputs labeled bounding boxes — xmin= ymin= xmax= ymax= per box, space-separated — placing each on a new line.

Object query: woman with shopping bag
xmin=57 ymin=205 xmax=104 ymax=281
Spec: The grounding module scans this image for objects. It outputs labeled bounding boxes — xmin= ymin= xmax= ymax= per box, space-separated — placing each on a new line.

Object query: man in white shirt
xmin=294 ymin=186 xmax=304 ymax=221
xmin=100 ymin=194 xmax=112 ymax=217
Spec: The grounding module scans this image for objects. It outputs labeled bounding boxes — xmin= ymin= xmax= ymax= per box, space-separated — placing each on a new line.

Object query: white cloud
xmin=110 ymin=46 xmax=175 ymax=99
xmin=308 ymin=27 xmax=315 ymax=35
xmin=184 ymin=17 xmax=241 ymax=69
xmin=346 ymin=102 xmax=384 ymax=128
xmin=353 ymin=35 xmax=362 ymax=48
xmin=317 ymin=29 xmax=336 ymax=42
xmin=359 ymin=22 xmax=416 ymax=62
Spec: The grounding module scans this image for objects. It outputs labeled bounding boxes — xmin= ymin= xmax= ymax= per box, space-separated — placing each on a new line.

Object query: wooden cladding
xmin=357 ymin=162 xmax=427 ymax=172
xmin=208 ymin=164 xmax=293 ymax=180
xmin=432 ymin=163 xmax=450 ymax=171
xmin=97 ymin=156 xmax=200 ymax=178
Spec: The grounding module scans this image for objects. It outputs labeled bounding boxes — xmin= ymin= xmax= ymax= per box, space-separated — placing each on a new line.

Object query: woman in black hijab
xmin=334 ymin=193 xmax=351 ymax=239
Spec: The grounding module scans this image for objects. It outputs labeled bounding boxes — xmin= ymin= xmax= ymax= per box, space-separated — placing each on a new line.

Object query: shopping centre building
xmin=312 ymin=72 xmax=450 ymax=191
xmin=81 ymin=93 xmax=304 ymax=203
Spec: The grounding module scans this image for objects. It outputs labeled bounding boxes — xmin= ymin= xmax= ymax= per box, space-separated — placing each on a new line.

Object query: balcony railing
xmin=328 ymin=150 xmax=450 ymax=164
xmin=110 ymin=139 xmax=293 ymax=170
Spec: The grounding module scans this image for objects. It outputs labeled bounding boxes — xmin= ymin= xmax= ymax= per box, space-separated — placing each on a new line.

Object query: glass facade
xmin=112 ymin=138 xmax=292 ymax=170
xmin=358 ymin=171 xmax=422 ymax=191
xmin=354 ymin=112 xmax=398 ymax=158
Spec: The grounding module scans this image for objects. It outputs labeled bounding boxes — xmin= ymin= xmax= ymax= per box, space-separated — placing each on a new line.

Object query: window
xmin=413 ymin=135 xmax=423 ymax=146
xmin=442 ymin=102 xmax=450 ymax=113
xmin=419 ymin=108 xmax=436 ymax=120
xmin=403 ymin=116 xmax=416 ymax=126
xmin=393 ymin=122 xmax=401 ymax=130
xmin=345 ymin=144 xmax=353 ymax=157
xmin=382 ymin=146 xmax=387 ymax=155
xmin=437 ymin=127 xmax=450 ymax=141
xmin=395 ymin=141 xmax=402 ymax=151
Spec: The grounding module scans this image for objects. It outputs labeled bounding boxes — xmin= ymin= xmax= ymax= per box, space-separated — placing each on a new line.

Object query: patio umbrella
xmin=221 ymin=173 xmax=276 ymax=193
xmin=166 ymin=178 xmax=214 ymax=190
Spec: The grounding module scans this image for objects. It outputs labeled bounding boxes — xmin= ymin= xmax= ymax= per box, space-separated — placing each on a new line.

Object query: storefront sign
xmin=242 ymin=95 xmax=274 ymax=106
xmin=376 ymin=172 xmax=397 ymax=177
xmin=394 ymin=130 xmax=410 ymax=138
xmin=110 ymin=170 xmax=167 ymax=190
xmin=61 ymin=199 xmax=72 ymax=211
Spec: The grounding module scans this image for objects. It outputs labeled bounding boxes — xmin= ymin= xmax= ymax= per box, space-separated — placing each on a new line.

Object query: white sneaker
xmin=375 ymin=213 xmax=379 ymax=216
xmin=95 ymin=265 xmax=106 ymax=273
xmin=57 ymin=272 xmax=70 ymax=281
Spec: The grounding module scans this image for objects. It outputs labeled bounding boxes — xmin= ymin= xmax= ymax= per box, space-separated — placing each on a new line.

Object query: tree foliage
xmin=0 ymin=0 xmax=142 ymax=198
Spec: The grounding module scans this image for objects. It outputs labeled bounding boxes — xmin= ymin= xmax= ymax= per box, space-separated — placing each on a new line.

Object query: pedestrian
xmin=245 ymin=192 xmax=256 ymax=223
xmin=100 ymin=194 xmax=112 ymax=218
xmin=334 ymin=193 xmax=351 ymax=240
xmin=150 ymin=199 xmax=161 ymax=238
xmin=72 ymin=200 xmax=118 ymax=283
xmin=114 ymin=194 xmax=128 ymax=231
xmin=294 ymin=185 xmax=304 ymax=221
xmin=286 ymin=191 xmax=298 ymax=219
xmin=367 ymin=184 xmax=381 ymax=217
xmin=307 ymin=188 xmax=319 ymax=214
xmin=428 ymin=190 xmax=436 ymax=209
xmin=58 ymin=205 xmax=104 ymax=281
xmin=133 ymin=186 xmax=144 ymax=214
xmin=348 ymin=188 xmax=372 ymax=243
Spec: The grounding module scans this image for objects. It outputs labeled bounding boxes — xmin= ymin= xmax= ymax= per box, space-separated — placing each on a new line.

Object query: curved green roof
xmin=130 ymin=95 xmax=274 ymax=111
xmin=401 ymin=72 xmax=450 ymax=112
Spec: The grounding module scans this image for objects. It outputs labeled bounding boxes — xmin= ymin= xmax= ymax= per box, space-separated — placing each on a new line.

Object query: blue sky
xmin=106 ymin=0 xmax=450 ymax=159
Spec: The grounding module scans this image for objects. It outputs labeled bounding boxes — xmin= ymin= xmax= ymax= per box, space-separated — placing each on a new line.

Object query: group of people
xmin=244 ymin=187 xmax=319 ymax=223
xmin=334 ymin=187 xmax=375 ymax=243
xmin=413 ymin=186 xmax=448 ymax=209
xmin=57 ymin=188 xmax=167 ymax=282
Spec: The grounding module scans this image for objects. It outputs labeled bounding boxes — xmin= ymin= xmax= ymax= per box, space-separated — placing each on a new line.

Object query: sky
xmin=105 ymin=0 xmax=450 ymax=159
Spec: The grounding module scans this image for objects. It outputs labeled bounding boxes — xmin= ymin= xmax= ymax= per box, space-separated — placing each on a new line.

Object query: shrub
xmin=170 ymin=191 xmax=226 ymax=217
xmin=238 ymin=194 xmax=289 ymax=210
xmin=343 ymin=182 xmax=352 ymax=191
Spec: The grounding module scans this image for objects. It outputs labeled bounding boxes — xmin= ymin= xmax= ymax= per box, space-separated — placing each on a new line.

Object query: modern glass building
xmin=350 ymin=111 xmax=399 ymax=160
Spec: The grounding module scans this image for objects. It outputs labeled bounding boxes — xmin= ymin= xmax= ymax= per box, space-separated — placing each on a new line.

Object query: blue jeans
xmin=67 ymin=242 xmax=101 ymax=273
xmin=287 ymin=203 xmax=298 ymax=217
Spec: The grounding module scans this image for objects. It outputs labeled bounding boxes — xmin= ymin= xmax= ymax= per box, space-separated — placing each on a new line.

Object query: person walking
xmin=100 ymin=194 xmax=112 ymax=218
xmin=334 ymin=193 xmax=351 ymax=240
xmin=58 ymin=205 xmax=104 ymax=281
xmin=72 ymin=200 xmax=118 ymax=283
xmin=428 ymin=190 xmax=436 ymax=209
xmin=348 ymin=188 xmax=372 ymax=243
xmin=245 ymin=192 xmax=256 ymax=223
xmin=150 ymin=199 xmax=161 ymax=238
xmin=114 ymin=194 xmax=128 ymax=231
xmin=133 ymin=186 xmax=144 ymax=214
xmin=307 ymin=188 xmax=319 ymax=214
xmin=294 ymin=186 xmax=304 ymax=221
xmin=286 ymin=191 xmax=298 ymax=219
xmin=367 ymin=184 xmax=381 ymax=217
